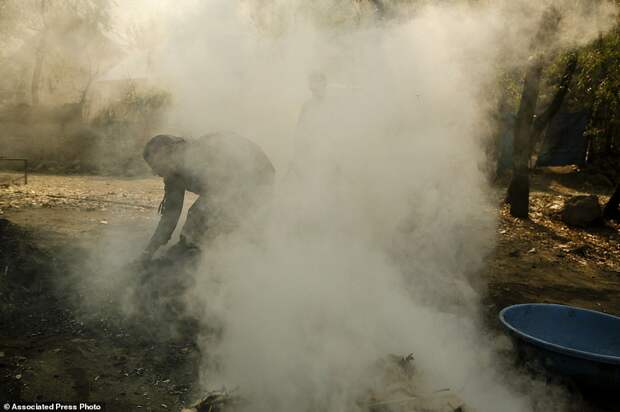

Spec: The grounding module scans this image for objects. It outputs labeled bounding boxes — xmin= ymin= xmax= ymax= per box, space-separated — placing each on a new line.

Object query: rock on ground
xmin=561 ymin=195 xmax=602 ymax=227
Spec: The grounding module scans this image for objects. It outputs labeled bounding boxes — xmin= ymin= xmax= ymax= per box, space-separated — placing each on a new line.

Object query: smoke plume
xmin=74 ymin=0 xmax=618 ymax=410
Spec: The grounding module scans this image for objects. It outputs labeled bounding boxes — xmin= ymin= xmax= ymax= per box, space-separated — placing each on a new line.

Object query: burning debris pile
xmin=182 ymin=354 xmax=473 ymax=412
xmin=131 ymin=250 xmax=203 ymax=342
xmin=181 ymin=389 xmax=243 ymax=412
xmin=363 ymin=354 xmax=471 ymax=412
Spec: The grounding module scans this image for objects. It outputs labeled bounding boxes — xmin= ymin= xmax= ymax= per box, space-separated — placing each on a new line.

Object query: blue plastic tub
xmin=500 ymin=303 xmax=620 ymax=388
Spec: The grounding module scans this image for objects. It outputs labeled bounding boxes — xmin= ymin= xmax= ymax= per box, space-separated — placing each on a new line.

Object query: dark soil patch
xmin=0 ymin=217 xmax=201 ymax=411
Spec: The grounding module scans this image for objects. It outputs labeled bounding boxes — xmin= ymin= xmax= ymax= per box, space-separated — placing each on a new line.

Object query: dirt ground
xmin=0 ymin=171 xmax=619 ymax=411
xmin=486 ymin=171 xmax=620 ymax=320
xmin=0 ymin=173 xmax=201 ymax=411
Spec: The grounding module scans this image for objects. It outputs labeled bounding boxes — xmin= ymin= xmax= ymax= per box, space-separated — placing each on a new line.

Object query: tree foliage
xmin=573 ymin=26 xmax=620 ymax=155
xmin=0 ymin=0 xmax=116 ymax=107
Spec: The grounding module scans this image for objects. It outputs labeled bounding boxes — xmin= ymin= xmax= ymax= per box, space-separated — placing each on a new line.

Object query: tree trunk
xmin=507 ymin=55 xmax=575 ymax=218
xmin=507 ymin=59 xmax=543 ymax=218
xmin=531 ymin=54 xmax=578 ymax=144
xmin=31 ymin=40 xmax=45 ymax=107
xmin=31 ymin=0 xmax=49 ymax=107
xmin=77 ymin=74 xmax=96 ymax=121
xmin=603 ymin=184 xmax=620 ymax=220
xmin=506 ymin=7 xmax=562 ymax=219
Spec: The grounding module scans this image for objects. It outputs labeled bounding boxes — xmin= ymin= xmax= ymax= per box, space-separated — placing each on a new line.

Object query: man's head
xmin=308 ymin=72 xmax=326 ymax=100
xmin=143 ymin=135 xmax=185 ymax=177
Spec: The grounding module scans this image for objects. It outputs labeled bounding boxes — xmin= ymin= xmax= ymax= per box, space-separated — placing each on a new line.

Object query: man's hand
xmin=127 ymin=246 xmax=157 ymax=273
xmin=140 ymin=249 xmax=154 ymax=264
xmin=140 ymin=244 xmax=159 ymax=264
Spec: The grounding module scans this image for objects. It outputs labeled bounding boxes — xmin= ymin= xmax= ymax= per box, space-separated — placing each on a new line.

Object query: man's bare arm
xmin=144 ymin=177 xmax=185 ymax=257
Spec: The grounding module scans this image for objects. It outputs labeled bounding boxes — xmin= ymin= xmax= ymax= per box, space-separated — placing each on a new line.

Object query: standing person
xmin=140 ymin=132 xmax=275 ymax=262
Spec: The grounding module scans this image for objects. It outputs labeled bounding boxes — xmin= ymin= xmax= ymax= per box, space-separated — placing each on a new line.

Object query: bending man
xmin=141 ymin=132 xmax=275 ymax=261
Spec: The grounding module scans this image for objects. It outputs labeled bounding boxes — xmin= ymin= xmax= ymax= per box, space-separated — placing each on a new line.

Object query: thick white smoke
xmin=110 ymin=0 xmax=617 ymax=411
